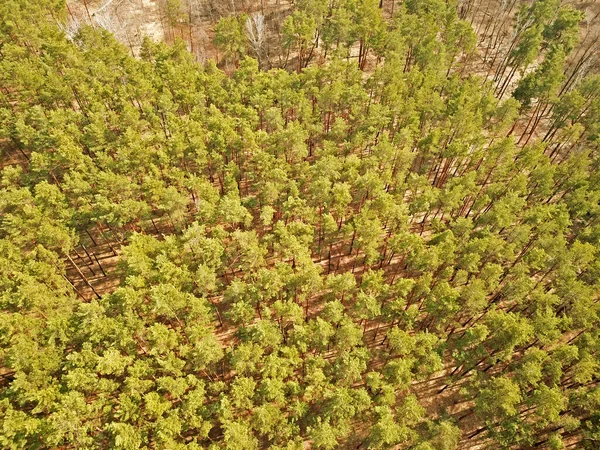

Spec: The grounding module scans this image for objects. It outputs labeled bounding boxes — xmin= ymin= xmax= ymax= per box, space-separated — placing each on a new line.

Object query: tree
xmin=308 ymin=417 xmax=338 ymax=450
xmin=214 ymin=15 xmax=247 ymax=68
xmin=245 ymin=13 xmax=266 ymax=67
xmin=473 ymin=376 xmax=522 ymax=435
xmin=367 ymin=406 xmax=413 ymax=449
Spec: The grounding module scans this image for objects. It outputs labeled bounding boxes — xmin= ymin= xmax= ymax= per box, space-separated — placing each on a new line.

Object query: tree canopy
xmin=1 ymin=0 xmax=600 ymax=448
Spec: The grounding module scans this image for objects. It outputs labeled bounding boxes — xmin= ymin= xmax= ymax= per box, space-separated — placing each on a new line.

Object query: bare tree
xmin=93 ymin=7 xmax=137 ymax=54
xmin=95 ymin=0 xmax=121 ymax=15
xmin=245 ymin=12 xmax=266 ymax=66
xmin=93 ymin=9 xmax=124 ymax=35
xmin=58 ymin=15 xmax=83 ymax=42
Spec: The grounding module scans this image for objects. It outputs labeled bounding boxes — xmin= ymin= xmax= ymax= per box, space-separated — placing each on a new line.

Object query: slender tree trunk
xmin=66 ymin=254 xmax=101 ymax=299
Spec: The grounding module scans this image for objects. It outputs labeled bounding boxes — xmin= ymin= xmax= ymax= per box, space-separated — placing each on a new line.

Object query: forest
xmin=1 ymin=0 xmax=600 ymax=449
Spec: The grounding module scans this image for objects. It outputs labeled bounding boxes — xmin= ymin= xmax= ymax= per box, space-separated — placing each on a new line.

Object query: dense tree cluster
xmin=1 ymin=0 xmax=600 ymax=449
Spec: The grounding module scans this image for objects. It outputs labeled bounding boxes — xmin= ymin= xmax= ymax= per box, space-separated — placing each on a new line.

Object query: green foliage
xmin=0 ymin=0 xmax=599 ymax=448
xmin=214 ymin=15 xmax=248 ymax=66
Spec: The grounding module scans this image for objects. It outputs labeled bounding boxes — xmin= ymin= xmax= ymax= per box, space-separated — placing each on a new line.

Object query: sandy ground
xmin=66 ymin=0 xmax=165 ymax=55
